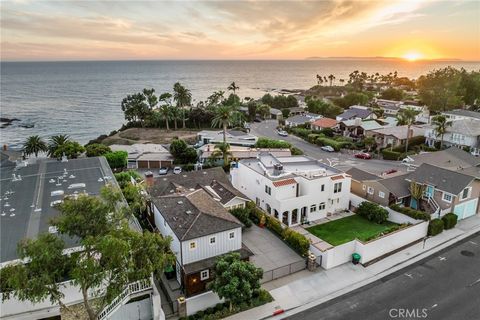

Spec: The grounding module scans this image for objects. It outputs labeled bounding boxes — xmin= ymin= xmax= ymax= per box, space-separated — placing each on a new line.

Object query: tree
xmin=52 ymin=141 xmax=85 ymax=159
xmin=409 ymin=181 xmax=426 ymax=211
xmin=48 ymin=134 xmax=70 ymax=157
xmin=170 ymin=105 xmax=181 ymax=130
xmin=356 ymin=201 xmax=388 ymax=224
xmin=158 ymin=92 xmax=173 ymax=130
xmin=380 ymin=88 xmax=404 ymax=101
xmin=417 ymin=67 xmax=462 ymax=112
xmin=333 ymin=92 xmax=370 ymax=109
xmin=169 ymin=139 xmax=197 ymax=164
xmin=281 ymin=108 xmax=290 ymax=118
xmin=396 ymin=107 xmax=420 ymax=153
xmin=104 ymin=151 xmax=128 ymax=169
xmin=431 ymin=115 xmax=452 ymax=149
xmin=173 ymin=82 xmax=192 ymax=129
xmin=142 ymin=88 xmax=158 ymax=109
xmin=23 ymin=135 xmax=48 ymax=157
xmin=328 ymin=74 xmax=336 ymax=87
xmin=306 ymin=98 xmax=343 ymax=118
xmin=85 ymin=143 xmax=111 ymax=157
xmin=211 ymin=104 xmax=241 ymax=163
xmin=261 ymin=93 xmax=274 ymax=106
xmin=257 ymin=104 xmax=270 ymax=119
xmin=247 ymin=100 xmax=257 ymax=121
xmin=121 ymin=93 xmax=151 ymax=126
xmin=210 ymin=142 xmax=232 ymax=166
xmin=459 ymin=69 xmax=480 ymax=106
xmin=228 ymin=82 xmax=239 ymax=95
xmin=208 ymin=252 xmax=263 ymax=311
xmin=372 ymin=107 xmax=384 ymax=119
xmin=363 ymin=136 xmax=376 ymax=152
xmin=1 ymin=186 xmax=173 ymax=320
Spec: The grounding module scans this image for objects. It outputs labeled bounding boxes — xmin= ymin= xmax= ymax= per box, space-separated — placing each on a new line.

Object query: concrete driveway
xmin=250 ymin=120 xmax=406 ymax=176
xmin=242 ymin=225 xmax=305 ymax=281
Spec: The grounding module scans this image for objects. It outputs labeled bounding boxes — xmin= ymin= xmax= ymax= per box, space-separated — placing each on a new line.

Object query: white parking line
xmin=439 ymin=256 xmax=447 ymax=261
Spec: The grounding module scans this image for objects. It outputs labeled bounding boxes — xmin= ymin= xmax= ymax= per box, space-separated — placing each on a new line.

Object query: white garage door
xmin=454 ymin=198 xmax=479 ymax=220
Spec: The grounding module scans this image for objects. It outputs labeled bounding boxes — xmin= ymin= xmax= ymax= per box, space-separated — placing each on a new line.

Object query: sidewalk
xmin=226 ymin=215 xmax=480 ymax=320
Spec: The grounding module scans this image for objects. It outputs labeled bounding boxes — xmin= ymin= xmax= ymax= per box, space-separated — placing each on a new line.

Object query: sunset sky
xmin=1 ymin=0 xmax=479 ymax=61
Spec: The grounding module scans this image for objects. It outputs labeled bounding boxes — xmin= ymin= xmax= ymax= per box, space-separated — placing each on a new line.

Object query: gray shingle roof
xmin=337 ymin=107 xmax=372 ymax=120
xmin=409 ymin=163 xmax=475 ymax=195
xmin=378 ymin=173 xmax=411 ymax=198
xmin=444 ymin=109 xmax=480 ymax=120
xmin=151 ymin=189 xmax=242 ymax=241
xmin=346 ymin=167 xmax=379 ymax=182
xmin=148 ymin=167 xmax=247 ymax=203
xmin=408 ymin=147 xmax=480 ymax=170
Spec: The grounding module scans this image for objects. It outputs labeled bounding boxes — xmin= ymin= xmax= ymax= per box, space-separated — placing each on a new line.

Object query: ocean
xmin=1 ymin=60 xmax=479 ymax=149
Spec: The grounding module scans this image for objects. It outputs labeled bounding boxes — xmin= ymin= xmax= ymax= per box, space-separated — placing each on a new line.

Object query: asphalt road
xmin=250 ymin=120 xmax=406 ymax=176
xmin=286 ymin=233 xmax=480 ymax=320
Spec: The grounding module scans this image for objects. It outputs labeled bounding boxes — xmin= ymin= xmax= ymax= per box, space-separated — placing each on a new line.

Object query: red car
xmin=384 ymin=169 xmax=398 ymax=175
xmin=354 ymin=152 xmax=371 ymax=159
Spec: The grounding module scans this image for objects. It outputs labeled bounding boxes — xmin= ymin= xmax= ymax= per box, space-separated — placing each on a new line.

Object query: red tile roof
xmin=330 ymin=175 xmax=344 ymax=181
xmin=273 ymin=178 xmax=297 ymax=187
xmin=311 ymin=118 xmax=338 ymax=128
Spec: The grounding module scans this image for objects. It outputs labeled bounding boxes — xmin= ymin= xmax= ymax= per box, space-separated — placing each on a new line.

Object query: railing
xmin=426 ymin=196 xmax=440 ymax=217
xmin=260 ymin=260 xmax=306 ymax=284
xmin=97 ymin=279 xmax=152 ymax=320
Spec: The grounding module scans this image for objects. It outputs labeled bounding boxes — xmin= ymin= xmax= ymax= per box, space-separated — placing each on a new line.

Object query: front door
xmin=425 ymin=185 xmax=434 ymax=198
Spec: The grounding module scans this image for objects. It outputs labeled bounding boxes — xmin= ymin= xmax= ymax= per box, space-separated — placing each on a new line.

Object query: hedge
xmin=265 ymin=214 xmax=284 ymax=236
xmin=442 ymin=213 xmax=458 ymax=230
xmin=104 ymin=151 xmax=128 ymax=169
xmin=428 ymin=218 xmax=444 ymax=236
xmin=283 ymin=228 xmax=310 ymax=256
xmin=245 ymin=202 xmax=264 ymax=224
xmin=381 ymin=149 xmax=404 ymax=161
xmin=229 ymin=208 xmax=253 ymax=228
xmin=315 ymin=137 xmax=351 ymax=151
xmin=255 ymin=137 xmax=291 ymax=149
xmin=389 ymin=204 xmax=431 ymax=221
xmin=391 ymin=136 xmax=426 ymax=152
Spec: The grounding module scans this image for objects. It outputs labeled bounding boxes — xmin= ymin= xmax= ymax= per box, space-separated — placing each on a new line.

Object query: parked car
xmin=193 ymin=142 xmax=204 ymax=149
xmin=383 ymin=169 xmax=398 ymax=175
xmin=277 ymin=130 xmax=288 ymax=137
xmin=173 ymin=166 xmax=182 ymax=174
xmin=402 ymin=156 xmax=414 ymax=163
xmin=354 ymin=152 xmax=371 ymax=159
xmin=321 ymin=146 xmax=335 ymax=152
xmin=159 ymin=167 xmax=169 ymax=175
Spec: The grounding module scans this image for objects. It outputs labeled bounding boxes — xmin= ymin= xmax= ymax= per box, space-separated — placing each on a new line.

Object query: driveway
xmin=242 ymin=225 xmax=305 ymax=279
xmin=250 ymin=120 xmax=406 ymax=176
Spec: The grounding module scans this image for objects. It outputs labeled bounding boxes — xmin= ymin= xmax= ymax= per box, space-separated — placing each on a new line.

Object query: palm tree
xmin=211 ymin=105 xmax=240 ymax=163
xmin=210 ymin=142 xmax=232 ymax=166
xmin=431 ymin=115 xmax=452 ymax=149
xmin=396 ymin=107 xmax=420 ymax=153
xmin=158 ymin=93 xmax=172 ymax=130
xmin=227 ymin=82 xmax=239 ymax=95
xmin=328 ymin=74 xmax=336 ymax=87
xmin=173 ymin=82 xmax=192 ymax=129
xmin=409 ymin=180 xmax=426 ymax=210
xmin=170 ymin=105 xmax=181 ymax=130
xmin=48 ymin=134 xmax=70 ymax=157
xmin=23 ymin=135 xmax=48 ymax=157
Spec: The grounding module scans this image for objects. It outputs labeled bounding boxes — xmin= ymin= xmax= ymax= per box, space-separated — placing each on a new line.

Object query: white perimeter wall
xmin=186 ymin=291 xmax=224 ymax=316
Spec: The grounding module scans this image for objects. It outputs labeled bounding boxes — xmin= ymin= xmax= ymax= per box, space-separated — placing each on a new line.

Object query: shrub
xmin=428 ymin=218 xmax=444 ymax=236
xmin=245 ymin=202 xmax=264 ymax=224
xmin=381 ymin=149 xmax=403 ymax=160
xmin=442 ymin=213 xmax=458 ymax=229
xmin=85 ymin=143 xmax=111 ymax=157
xmin=265 ymin=215 xmax=284 ymax=236
xmin=290 ymin=127 xmax=312 ymax=139
xmin=389 ymin=204 xmax=431 ymax=221
xmin=283 ymin=228 xmax=310 ymax=256
xmin=230 ymin=208 xmax=253 ymax=228
xmin=356 ymin=202 xmax=389 ymax=224
xmin=290 ymin=146 xmax=304 ymax=155
xmin=255 ymin=137 xmax=291 ymax=149
xmin=214 ymin=303 xmax=224 ymax=312
xmin=105 ymin=151 xmax=128 ymax=169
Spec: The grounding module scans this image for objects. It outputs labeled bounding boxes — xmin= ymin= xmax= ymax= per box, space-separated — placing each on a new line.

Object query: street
xmin=286 ymin=233 xmax=480 ymax=320
xmin=250 ymin=120 xmax=406 ymax=176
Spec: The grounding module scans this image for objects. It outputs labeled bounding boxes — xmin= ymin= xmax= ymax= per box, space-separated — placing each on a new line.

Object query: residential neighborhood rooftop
xmin=443 ymin=109 xmax=480 ymax=120
xmin=378 ymin=173 xmax=411 ymax=198
xmin=371 ymin=125 xmax=426 ymax=140
xmin=345 ymin=167 xmax=380 ymax=182
xmin=0 ymin=157 xmax=121 ymax=264
xmin=197 ymin=130 xmax=258 ymax=146
xmin=337 ymin=106 xmax=372 ymax=120
xmin=311 ymin=117 xmax=338 ymax=128
xmin=151 ymin=189 xmax=242 ymax=241
xmin=406 ymin=147 xmax=480 ymax=170
xmin=408 ymin=163 xmax=476 ymax=195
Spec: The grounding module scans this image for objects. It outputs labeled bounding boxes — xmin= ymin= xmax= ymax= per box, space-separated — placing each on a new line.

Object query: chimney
xmin=145 ymin=171 xmax=154 ymax=187
xmin=273 ymin=163 xmax=283 ymax=176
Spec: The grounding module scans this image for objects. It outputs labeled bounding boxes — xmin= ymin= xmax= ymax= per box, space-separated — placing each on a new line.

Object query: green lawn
xmin=306 ymin=215 xmax=398 ymax=246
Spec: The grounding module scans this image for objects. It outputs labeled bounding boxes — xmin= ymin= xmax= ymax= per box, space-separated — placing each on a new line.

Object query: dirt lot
xmin=101 ymin=128 xmax=199 ymax=145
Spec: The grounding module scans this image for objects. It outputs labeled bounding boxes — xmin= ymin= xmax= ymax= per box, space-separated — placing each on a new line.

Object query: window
xmin=229 ymin=231 xmax=235 ymax=240
xmin=362 ymin=184 xmax=366 ymax=191
xmin=265 ymin=185 xmax=271 ymax=195
xmin=334 ymin=182 xmax=342 ymax=193
xmin=189 ymin=241 xmax=197 ymax=250
xmin=319 ymin=202 xmax=326 ymax=210
xmin=461 ymin=187 xmax=471 ymax=200
xmin=200 ymin=269 xmax=209 ymax=281
xmin=442 ymin=192 xmax=453 ymax=203
xmin=367 ymin=187 xmax=374 ymax=195
xmin=209 ymin=236 xmax=216 ymax=245
xmin=321 ymin=184 xmax=325 ymax=192
xmin=379 ymin=191 xmax=385 ymax=199
xmin=310 ymin=204 xmax=317 ymax=212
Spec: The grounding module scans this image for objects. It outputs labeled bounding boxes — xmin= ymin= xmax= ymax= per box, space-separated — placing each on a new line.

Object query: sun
xmin=402 ymin=52 xmax=424 ymax=61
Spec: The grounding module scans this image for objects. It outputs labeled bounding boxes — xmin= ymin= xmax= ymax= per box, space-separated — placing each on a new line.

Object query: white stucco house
xmin=230 ymin=154 xmax=351 ymax=226
xmin=425 ymin=118 xmax=480 ymax=156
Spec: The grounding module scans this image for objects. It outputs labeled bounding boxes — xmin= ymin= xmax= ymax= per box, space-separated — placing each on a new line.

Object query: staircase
xmin=97 ymin=279 xmax=152 ymax=320
xmin=425 ymin=196 xmax=440 ymax=218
